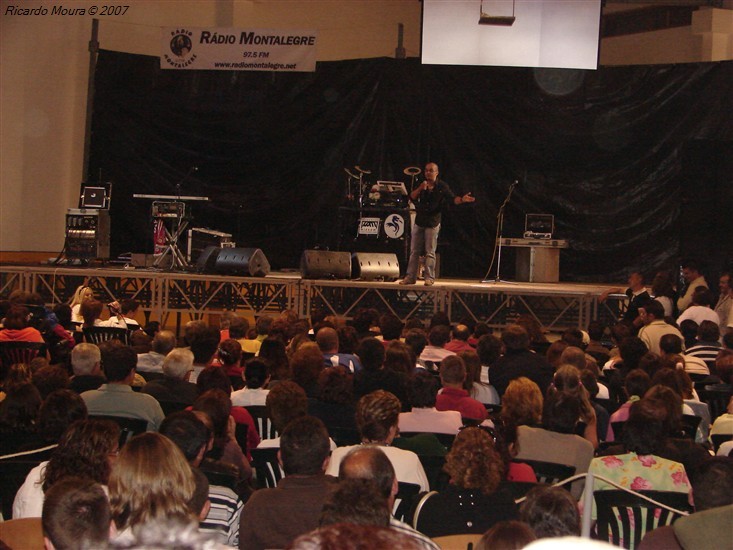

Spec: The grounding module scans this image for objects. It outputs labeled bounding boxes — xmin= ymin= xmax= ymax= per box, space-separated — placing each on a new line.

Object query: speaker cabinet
xmin=211 ymin=247 xmax=270 ymax=277
xmin=351 ymin=252 xmax=400 ymax=281
xmin=300 ymin=250 xmax=351 ymax=279
xmin=195 ymin=246 xmax=221 ymax=273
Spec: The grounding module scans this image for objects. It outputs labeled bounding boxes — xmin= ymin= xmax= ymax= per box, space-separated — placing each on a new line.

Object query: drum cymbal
xmin=403 ymin=166 xmax=421 ymax=176
xmin=344 ymin=168 xmax=359 ymax=179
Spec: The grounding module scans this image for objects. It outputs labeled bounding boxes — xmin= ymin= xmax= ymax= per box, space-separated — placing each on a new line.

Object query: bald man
xmin=399 ymin=162 xmax=474 ymax=286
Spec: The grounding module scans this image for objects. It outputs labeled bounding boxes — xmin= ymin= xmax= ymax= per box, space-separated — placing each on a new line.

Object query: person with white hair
xmin=141 ymin=348 xmax=200 ymax=405
xmin=137 ymin=330 xmax=178 ymax=373
xmin=69 ymin=343 xmax=106 ymax=394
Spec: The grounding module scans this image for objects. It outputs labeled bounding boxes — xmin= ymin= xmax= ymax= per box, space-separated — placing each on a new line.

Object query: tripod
xmin=482 ymin=180 xmax=518 ymax=283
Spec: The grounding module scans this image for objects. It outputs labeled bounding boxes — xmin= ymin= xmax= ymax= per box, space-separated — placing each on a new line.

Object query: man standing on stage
xmin=399 ymin=163 xmax=475 ymax=286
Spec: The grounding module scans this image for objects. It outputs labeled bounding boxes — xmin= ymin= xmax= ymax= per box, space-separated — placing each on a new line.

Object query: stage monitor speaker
xmin=212 ymin=247 xmax=270 ymax=277
xmin=196 ymin=246 xmax=221 ymax=273
xmin=351 ymin=252 xmax=400 ymax=281
xmin=300 ymin=250 xmax=351 ymax=279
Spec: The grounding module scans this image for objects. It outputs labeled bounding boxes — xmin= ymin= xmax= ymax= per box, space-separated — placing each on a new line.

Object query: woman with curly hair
xmin=109 ymin=432 xmax=196 ymax=539
xmin=13 ymin=417 xmax=119 ymax=518
xmin=412 ymin=427 xmax=518 ymax=537
xmin=500 ymin=377 xmax=543 ymax=429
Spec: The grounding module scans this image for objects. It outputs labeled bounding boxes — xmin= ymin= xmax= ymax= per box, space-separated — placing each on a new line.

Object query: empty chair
xmin=0 ymin=341 xmax=47 ymax=374
xmin=89 ymin=415 xmax=147 ymax=447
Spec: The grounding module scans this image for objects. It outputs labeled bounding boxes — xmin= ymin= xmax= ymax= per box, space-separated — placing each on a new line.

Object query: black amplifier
xmin=65 ymin=208 xmax=110 ymax=259
xmin=187 ymin=227 xmax=235 ymax=264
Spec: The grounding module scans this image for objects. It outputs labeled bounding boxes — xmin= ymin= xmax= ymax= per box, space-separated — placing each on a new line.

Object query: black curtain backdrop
xmin=89 ymin=52 xmax=733 ymax=281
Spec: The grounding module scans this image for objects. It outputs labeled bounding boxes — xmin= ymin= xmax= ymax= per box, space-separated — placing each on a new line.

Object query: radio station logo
xmin=384 ymin=214 xmax=404 ymax=239
xmin=164 ymin=29 xmax=196 ymax=68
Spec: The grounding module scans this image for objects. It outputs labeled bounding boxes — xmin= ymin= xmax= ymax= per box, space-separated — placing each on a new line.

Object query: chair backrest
xmin=399 ymin=431 xmax=456 ymax=449
xmin=0 ymin=451 xmax=54 ymax=520
xmin=417 ymin=454 xmax=450 ymax=492
xmin=679 ymin=414 xmax=702 ymax=440
xmin=251 ymin=447 xmax=284 ymax=489
xmin=394 ymin=481 xmax=421 ymax=522
xmin=159 ymin=400 xmax=191 ymax=417
xmin=711 ymin=434 xmax=732 ymax=454
xmin=82 ymin=326 xmax=131 ymax=346
xmin=234 ymin=423 xmax=249 ymax=456
xmin=138 ymin=371 xmax=166 ymax=383
xmin=0 ymin=341 xmax=47 ymax=375
xmin=430 ymin=533 xmax=483 ymax=550
xmin=90 ymin=415 xmax=147 ymax=447
xmin=698 ymin=386 xmax=733 ymax=423
xmin=329 ymin=426 xmax=361 ymax=448
xmin=513 ymin=459 xmax=576 ymax=486
xmin=0 ymin=517 xmax=44 ymax=549
xmin=594 ymin=489 xmax=691 ymax=549
xmin=245 ymin=405 xmax=278 ymax=440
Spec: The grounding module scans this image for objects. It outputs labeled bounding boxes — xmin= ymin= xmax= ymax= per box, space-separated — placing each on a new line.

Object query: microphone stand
xmin=483 ymin=180 xmax=518 ymax=283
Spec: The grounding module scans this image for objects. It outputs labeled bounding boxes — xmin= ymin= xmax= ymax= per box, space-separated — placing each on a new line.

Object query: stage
xmin=0 ymin=264 xmax=626 ymax=335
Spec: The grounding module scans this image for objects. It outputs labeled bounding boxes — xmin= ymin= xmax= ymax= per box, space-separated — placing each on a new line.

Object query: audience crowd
xmin=0 ymin=265 xmax=731 ymax=549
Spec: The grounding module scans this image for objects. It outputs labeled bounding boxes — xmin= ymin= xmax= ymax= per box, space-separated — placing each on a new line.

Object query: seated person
xmin=325 ymin=390 xmax=429 ymax=492
xmin=399 ymin=370 xmax=462 ymax=435
xmin=231 ymin=359 xmax=270 ymax=407
xmin=411 ymin=427 xmax=518 ymax=537
xmin=581 ymin=397 xmax=691 ymax=520
xmin=239 ymin=416 xmax=337 ymax=550
xmin=136 ymin=330 xmax=177 ymax=373
xmin=141 ymin=348 xmax=200 ymax=406
xmin=435 ymin=355 xmax=488 ymax=422
xmin=520 ymin=485 xmax=580 ymax=539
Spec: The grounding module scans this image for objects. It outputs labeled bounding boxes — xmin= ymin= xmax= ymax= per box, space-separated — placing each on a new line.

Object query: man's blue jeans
xmin=405 ymin=223 xmax=440 ymax=282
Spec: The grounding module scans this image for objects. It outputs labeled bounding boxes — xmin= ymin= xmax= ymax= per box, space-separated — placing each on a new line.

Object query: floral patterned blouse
xmin=582 ymin=452 xmax=690 ymax=518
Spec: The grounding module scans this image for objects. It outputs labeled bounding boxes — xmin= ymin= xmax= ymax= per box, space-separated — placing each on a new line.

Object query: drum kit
xmin=343 ymin=165 xmax=422 ymax=208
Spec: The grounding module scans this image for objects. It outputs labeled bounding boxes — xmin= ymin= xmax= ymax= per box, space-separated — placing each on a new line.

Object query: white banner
xmin=161 ymin=27 xmax=317 ymax=72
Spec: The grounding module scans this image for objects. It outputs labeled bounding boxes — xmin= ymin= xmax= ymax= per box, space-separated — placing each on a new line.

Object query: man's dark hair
xmin=624 ymin=369 xmax=651 ymax=399
xmin=689 ymin=458 xmax=733 ymax=511
xmin=561 ymin=329 xmax=584 ymax=349
xmin=189 ymin=326 xmax=221 ymax=364
xmin=319 ymin=478 xmax=390 ymax=527
xmin=119 ymin=299 xmax=139 ymax=316
xmin=520 ymin=485 xmax=580 ymax=538
xmin=316 ymin=327 xmax=339 ymax=353
xmin=680 ymin=259 xmax=701 ymax=273
xmin=255 ymin=315 xmax=273 ymax=336
xmin=691 ymin=287 xmax=713 ymax=307
xmin=622 ymin=398 xmax=667 ymax=455
xmin=339 ymin=446 xmax=396 ymax=499
xmin=32 ymin=365 xmax=69 ymax=399
xmin=642 ymin=299 xmax=665 ymax=320
xmin=697 ymin=320 xmax=720 ymax=342
xmin=357 ymin=337 xmax=386 ymax=372
xmin=38 ymin=390 xmax=88 ymax=442
xmin=379 ymin=314 xmax=404 ymax=342
xmin=244 ymin=359 xmax=269 ymax=389
xmin=452 ymin=324 xmax=471 ymax=342
xmin=587 ymin=320 xmax=605 ymax=342
xmin=476 ymin=333 xmax=502 ymax=366
xmin=429 ymin=311 xmax=451 ymax=329
xmin=501 ymin=325 xmax=531 ymax=352
xmin=159 ymin=410 xmax=210 ymax=463
xmin=280 ymin=415 xmax=330 ymax=476
xmin=100 ymin=344 xmax=137 ymax=382
xmin=428 ymin=325 xmax=451 ymax=347
xmin=659 ymin=334 xmax=683 ymax=355
xmin=404 ymin=329 xmax=428 ymax=358
xmin=618 ymin=337 xmax=648 ymax=370
xmin=679 ymin=319 xmax=699 ymax=342
xmin=439 ymin=355 xmax=466 ymax=386
xmin=228 ymin=317 xmax=250 ymax=339
xmin=42 ymin=477 xmax=111 ymax=550
xmin=407 ymin=370 xmax=439 ymax=408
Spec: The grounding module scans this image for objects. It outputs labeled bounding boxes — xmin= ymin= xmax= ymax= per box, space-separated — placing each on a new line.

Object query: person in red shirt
xmin=436 ymin=355 xmax=488 ymax=422
xmin=444 ymin=324 xmax=475 ymax=354
xmin=0 ymin=306 xmax=45 ymax=343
